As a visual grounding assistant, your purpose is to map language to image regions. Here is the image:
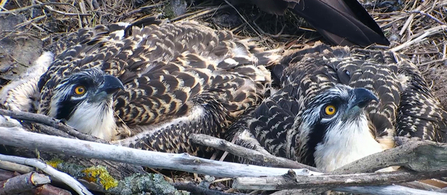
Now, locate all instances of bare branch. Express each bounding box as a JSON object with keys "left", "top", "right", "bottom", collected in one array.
[
  {"left": 0, "top": 159, "right": 34, "bottom": 173},
  {"left": 0, "top": 169, "right": 73, "bottom": 195},
  {"left": 273, "top": 185, "right": 446, "bottom": 195},
  {"left": 334, "top": 185, "right": 446, "bottom": 195},
  {"left": 0, "top": 127, "right": 321, "bottom": 178},
  {"left": 0, "top": 108, "right": 105, "bottom": 142},
  {"left": 233, "top": 169, "right": 447, "bottom": 190},
  {"left": 33, "top": 184, "right": 73, "bottom": 195},
  {"left": 333, "top": 140, "right": 447, "bottom": 174},
  {"left": 190, "top": 134, "right": 318, "bottom": 171}
]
